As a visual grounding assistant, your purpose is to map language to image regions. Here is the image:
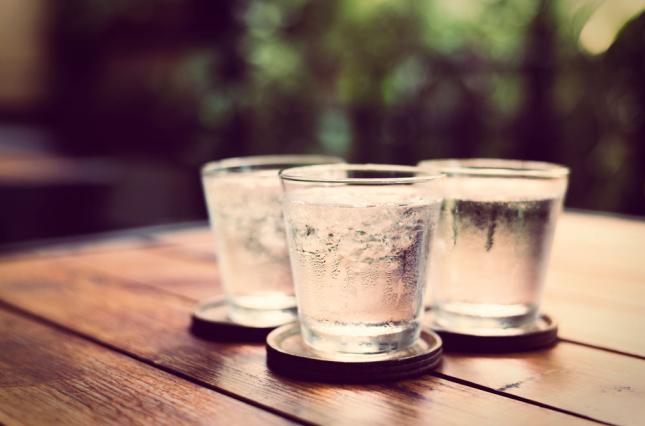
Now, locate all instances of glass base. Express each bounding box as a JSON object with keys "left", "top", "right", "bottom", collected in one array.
[
  {"left": 227, "top": 293, "right": 297, "bottom": 327},
  {"left": 301, "top": 320, "right": 421, "bottom": 355},
  {"left": 433, "top": 302, "right": 538, "bottom": 334}
]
